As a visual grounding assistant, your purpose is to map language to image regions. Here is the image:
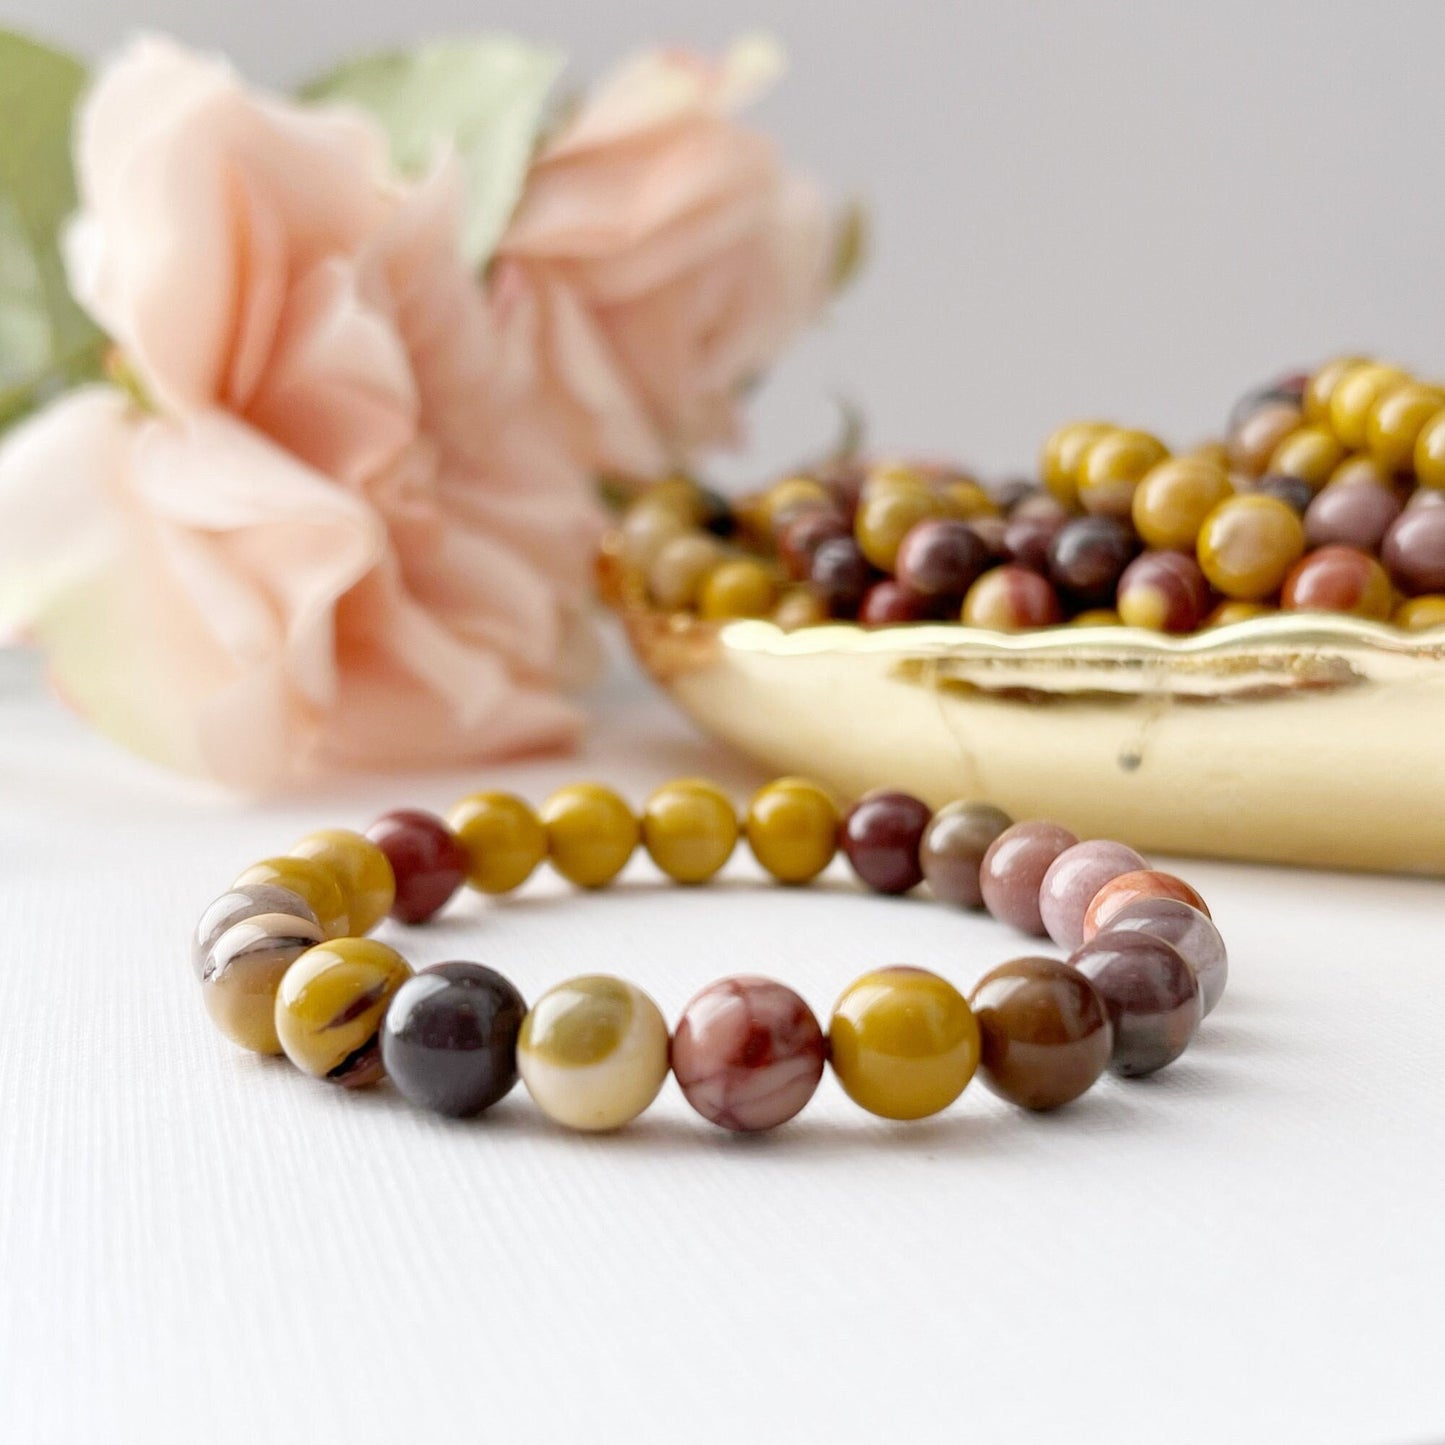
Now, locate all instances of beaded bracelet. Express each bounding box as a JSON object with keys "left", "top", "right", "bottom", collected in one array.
[{"left": 193, "top": 779, "right": 1227, "bottom": 1133}]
